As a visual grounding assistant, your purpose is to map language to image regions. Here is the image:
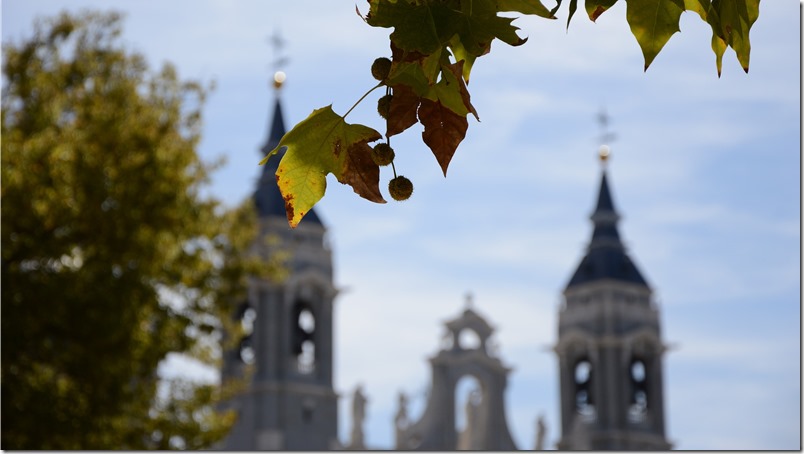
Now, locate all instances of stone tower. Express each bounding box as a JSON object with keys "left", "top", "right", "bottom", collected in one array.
[
  {"left": 219, "top": 74, "right": 339, "bottom": 450},
  {"left": 554, "top": 151, "right": 671, "bottom": 450},
  {"left": 395, "top": 301, "right": 518, "bottom": 450}
]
